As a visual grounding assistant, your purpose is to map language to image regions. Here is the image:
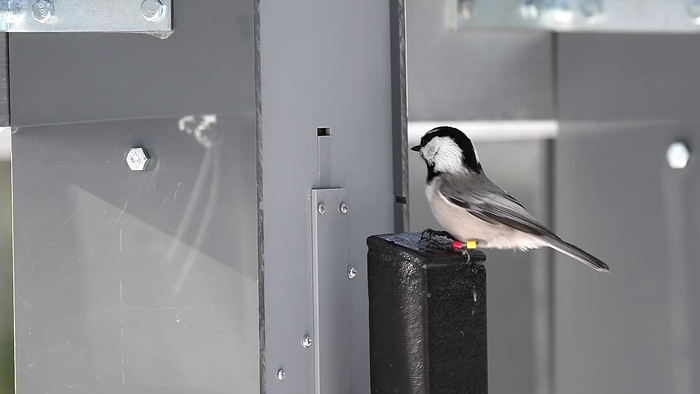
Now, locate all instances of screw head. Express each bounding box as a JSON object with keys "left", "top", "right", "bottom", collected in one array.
[
  {"left": 301, "top": 335, "right": 313, "bottom": 348},
  {"left": 580, "top": 0, "right": 602, "bottom": 19},
  {"left": 126, "top": 148, "right": 151, "bottom": 171},
  {"left": 667, "top": 141, "right": 691, "bottom": 169},
  {"left": 276, "top": 369, "right": 286, "bottom": 381},
  {"left": 317, "top": 203, "right": 326, "bottom": 215},
  {"left": 347, "top": 266, "right": 357, "bottom": 279},
  {"left": 141, "top": 0, "right": 165, "bottom": 21},
  {"left": 340, "top": 202, "right": 349, "bottom": 214},
  {"left": 31, "top": 0, "right": 53, "bottom": 23}
]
